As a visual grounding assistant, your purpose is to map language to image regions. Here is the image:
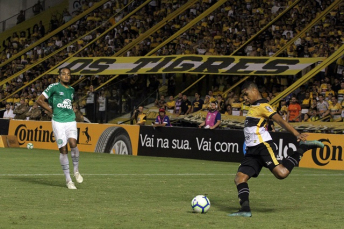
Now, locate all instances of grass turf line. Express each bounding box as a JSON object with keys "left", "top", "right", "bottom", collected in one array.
[{"left": 0, "top": 148, "right": 342, "bottom": 228}]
